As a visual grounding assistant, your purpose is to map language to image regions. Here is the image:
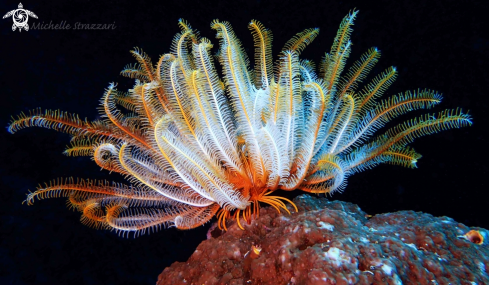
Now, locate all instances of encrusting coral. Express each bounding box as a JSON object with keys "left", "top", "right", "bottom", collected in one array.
[
  {"left": 8, "top": 11, "right": 471, "bottom": 236},
  {"left": 157, "top": 195, "right": 489, "bottom": 284}
]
